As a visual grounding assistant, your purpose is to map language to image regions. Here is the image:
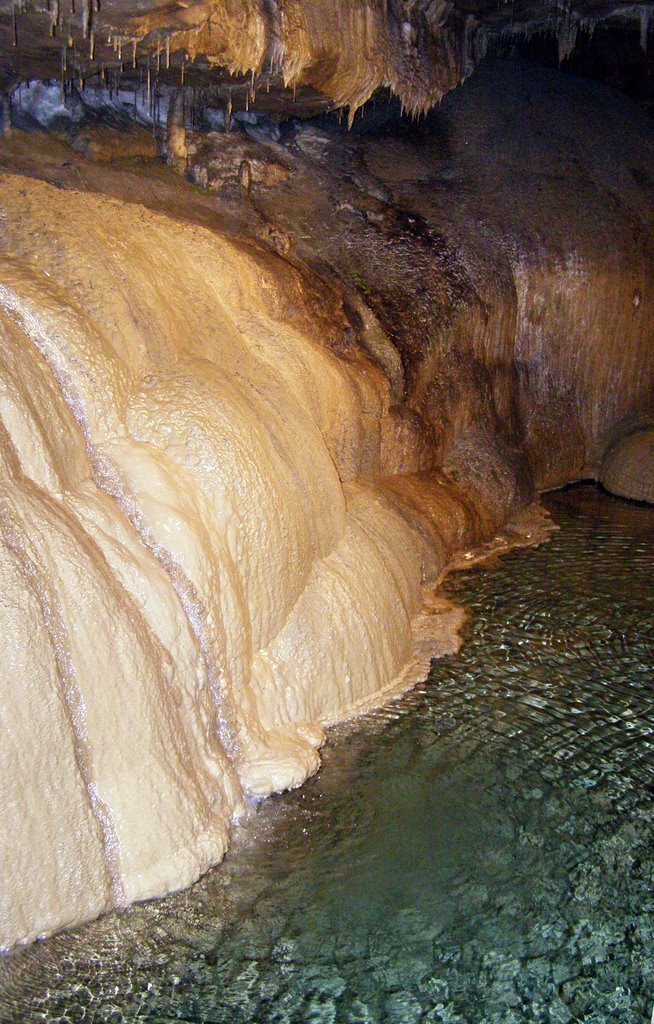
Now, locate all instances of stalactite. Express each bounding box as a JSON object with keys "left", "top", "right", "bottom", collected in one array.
[
  {"left": 50, "top": 0, "right": 59, "bottom": 37},
  {"left": 640, "top": 7, "right": 650, "bottom": 51},
  {"left": 82, "top": 0, "right": 91, "bottom": 40},
  {"left": 1, "top": 92, "right": 11, "bottom": 135},
  {"left": 2, "top": 0, "right": 654, "bottom": 128},
  {"left": 557, "top": 11, "right": 578, "bottom": 64}
]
